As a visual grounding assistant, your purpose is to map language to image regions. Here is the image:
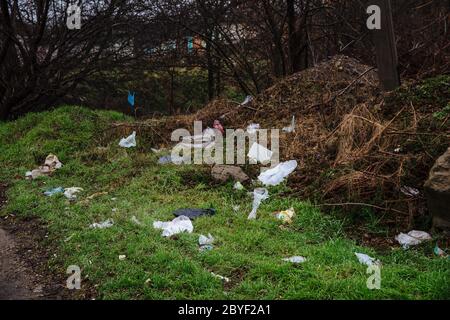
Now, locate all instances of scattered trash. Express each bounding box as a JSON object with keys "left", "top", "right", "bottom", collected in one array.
[
  {"left": 248, "top": 188, "right": 269, "bottom": 220},
  {"left": 241, "top": 95, "right": 254, "bottom": 106},
  {"left": 434, "top": 245, "right": 446, "bottom": 257},
  {"left": 26, "top": 154, "right": 63, "bottom": 179},
  {"left": 153, "top": 215, "right": 194, "bottom": 237},
  {"left": 211, "top": 165, "right": 249, "bottom": 183},
  {"left": 173, "top": 208, "right": 216, "bottom": 219},
  {"left": 273, "top": 208, "right": 295, "bottom": 224},
  {"left": 199, "top": 234, "right": 215, "bottom": 246},
  {"left": 199, "top": 234, "right": 215, "bottom": 251},
  {"left": 43, "top": 187, "right": 64, "bottom": 197},
  {"left": 248, "top": 142, "right": 273, "bottom": 164},
  {"left": 394, "top": 147, "right": 402, "bottom": 153},
  {"left": 355, "top": 252, "right": 380, "bottom": 266},
  {"left": 282, "top": 116, "right": 296, "bottom": 133},
  {"left": 395, "top": 230, "right": 432, "bottom": 249},
  {"left": 64, "top": 187, "right": 83, "bottom": 200},
  {"left": 282, "top": 256, "right": 306, "bottom": 264},
  {"left": 128, "top": 91, "right": 135, "bottom": 109},
  {"left": 213, "top": 120, "right": 225, "bottom": 134},
  {"left": 179, "top": 128, "right": 216, "bottom": 150},
  {"left": 90, "top": 219, "right": 114, "bottom": 229},
  {"left": 258, "top": 160, "right": 298, "bottom": 186},
  {"left": 119, "top": 131, "right": 137, "bottom": 148},
  {"left": 131, "top": 216, "right": 142, "bottom": 226},
  {"left": 232, "top": 205, "right": 240, "bottom": 212},
  {"left": 234, "top": 181, "right": 244, "bottom": 190},
  {"left": 400, "top": 186, "right": 420, "bottom": 197},
  {"left": 246, "top": 123, "right": 260, "bottom": 134},
  {"left": 211, "top": 272, "right": 230, "bottom": 283},
  {"left": 119, "top": 255, "right": 126, "bottom": 261}
]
